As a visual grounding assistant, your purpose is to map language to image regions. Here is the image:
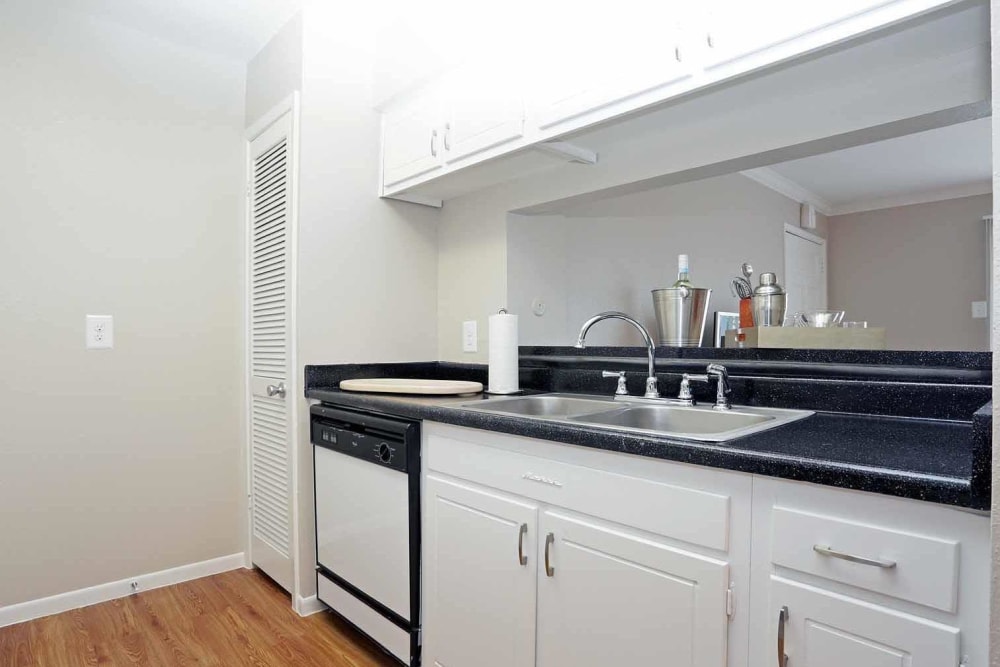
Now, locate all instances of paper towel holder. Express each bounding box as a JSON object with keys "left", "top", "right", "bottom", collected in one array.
[{"left": 485, "top": 308, "right": 525, "bottom": 396}]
